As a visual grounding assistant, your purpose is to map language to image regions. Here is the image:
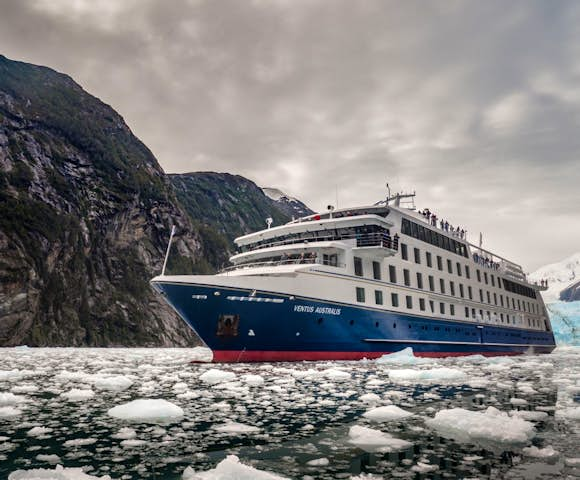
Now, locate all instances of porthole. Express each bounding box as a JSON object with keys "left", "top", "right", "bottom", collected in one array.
[
  {"left": 317, "top": 318, "right": 323, "bottom": 325},
  {"left": 375, "top": 322, "right": 379, "bottom": 327},
  {"left": 349, "top": 320, "right": 354, "bottom": 326},
  {"left": 393, "top": 323, "right": 397, "bottom": 329}
]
